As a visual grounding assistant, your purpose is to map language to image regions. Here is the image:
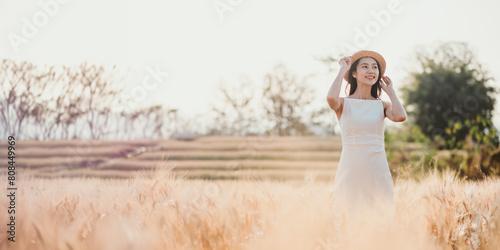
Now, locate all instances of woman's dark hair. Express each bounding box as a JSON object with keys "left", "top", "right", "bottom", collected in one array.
[{"left": 345, "top": 57, "right": 382, "bottom": 99}]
